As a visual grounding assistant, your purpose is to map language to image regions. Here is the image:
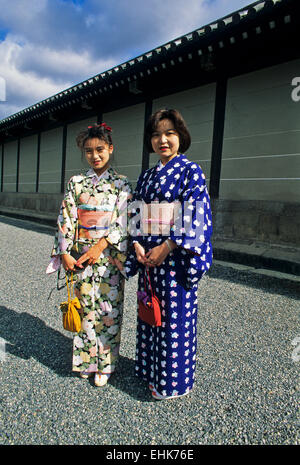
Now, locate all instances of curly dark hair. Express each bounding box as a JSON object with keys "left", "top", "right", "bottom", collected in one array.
[
  {"left": 76, "top": 123, "right": 113, "bottom": 150},
  {"left": 144, "top": 108, "right": 191, "bottom": 153}
]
